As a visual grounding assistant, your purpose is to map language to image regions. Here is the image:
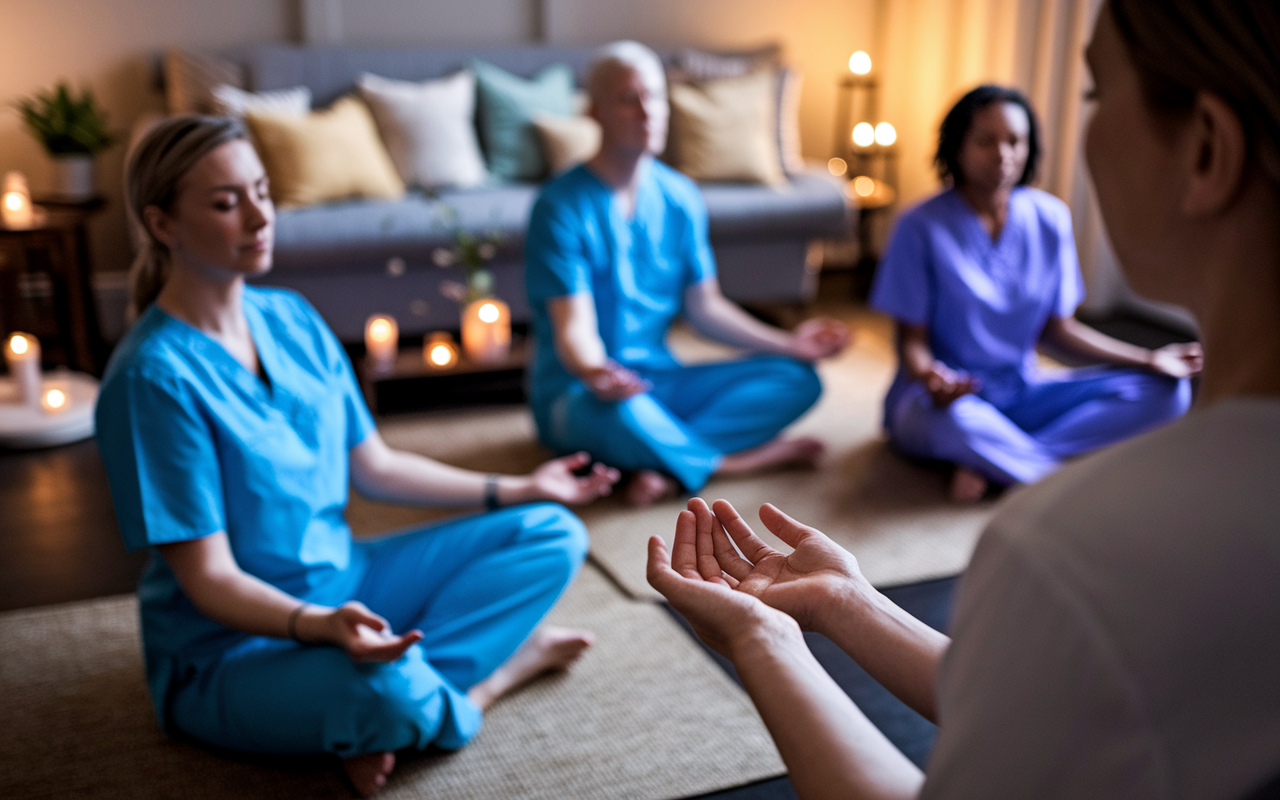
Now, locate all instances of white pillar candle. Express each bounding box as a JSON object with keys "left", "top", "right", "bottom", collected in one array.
[
  {"left": 461, "top": 299, "right": 511, "bottom": 365},
  {"left": 363, "top": 314, "right": 399, "bottom": 365},
  {"left": 2, "top": 171, "right": 35, "bottom": 229},
  {"left": 5, "top": 332, "right": 41, "bottom": 407}
]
